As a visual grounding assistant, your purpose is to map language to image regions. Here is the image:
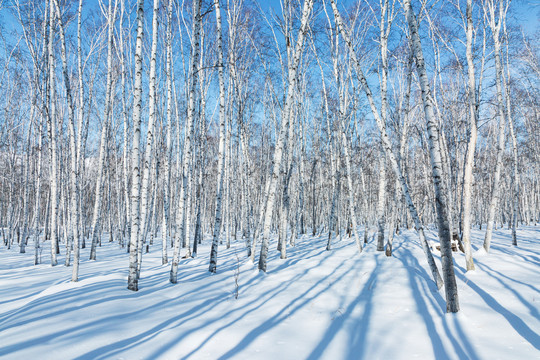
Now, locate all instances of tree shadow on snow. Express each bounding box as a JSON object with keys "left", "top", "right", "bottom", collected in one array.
[{"left": 396, "top": 246, "right": 480, "bottom": 360}]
